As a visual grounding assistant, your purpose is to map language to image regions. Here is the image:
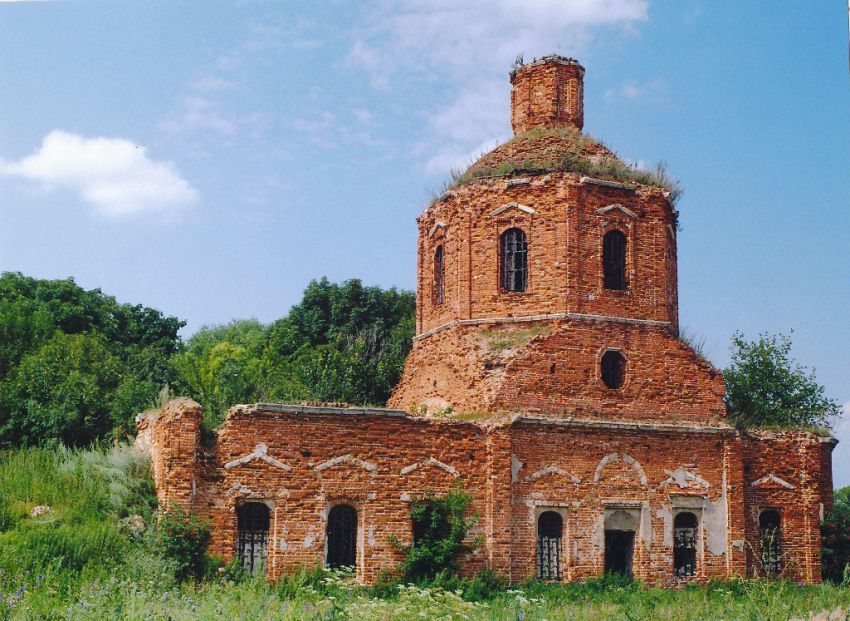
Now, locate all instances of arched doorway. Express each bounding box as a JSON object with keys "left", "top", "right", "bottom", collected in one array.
[
  {"left": 326, "top": 504, "right": 357, "bottom": 569},
  {"left": 673, "top": 512, "right": 698, "bottom": 577},
  {"left": 604, "top": 508, "right": 639, "bottom": 578},
  {"left": 536, "top": 511, "right": 563, "bottom": 580},
  {"left": 759, "top": 509, "right": 781, "bottom": 575},
  {"left": 237, "top": 502, "right": 270, "bottom": 574}
]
